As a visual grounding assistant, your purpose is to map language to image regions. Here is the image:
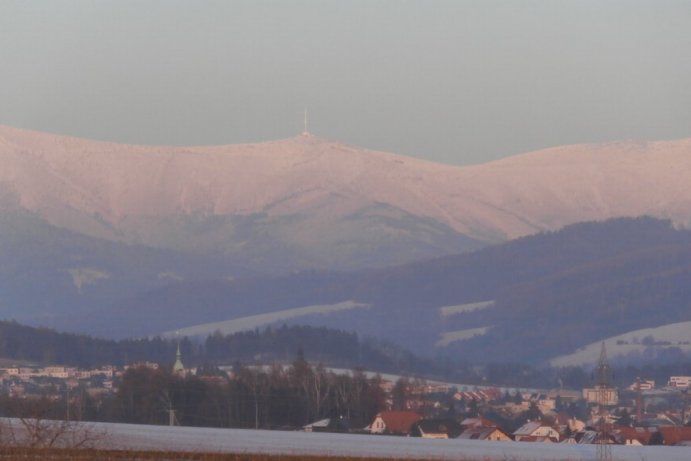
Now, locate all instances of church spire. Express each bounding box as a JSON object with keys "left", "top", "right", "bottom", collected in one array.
[
  {"left": 173, "top": 342, "right": 185, "bottom": 374},
  {"left": 596, "top": 342, "right": 610, "bottom": 387}
]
